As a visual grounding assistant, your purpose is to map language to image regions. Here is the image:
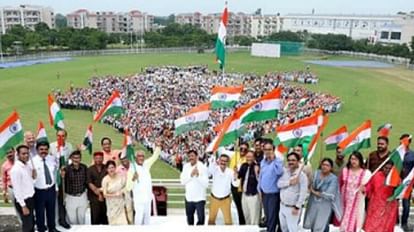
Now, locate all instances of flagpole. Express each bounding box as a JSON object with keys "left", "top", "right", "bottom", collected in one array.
[{"left": 318, "top": 132, "right": 324, "bottom": 163}]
